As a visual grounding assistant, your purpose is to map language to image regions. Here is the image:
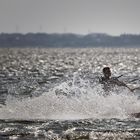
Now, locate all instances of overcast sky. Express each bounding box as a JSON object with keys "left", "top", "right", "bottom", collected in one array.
[{"left": 0, "top": 0, "right": 140, "bottom": 35}]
